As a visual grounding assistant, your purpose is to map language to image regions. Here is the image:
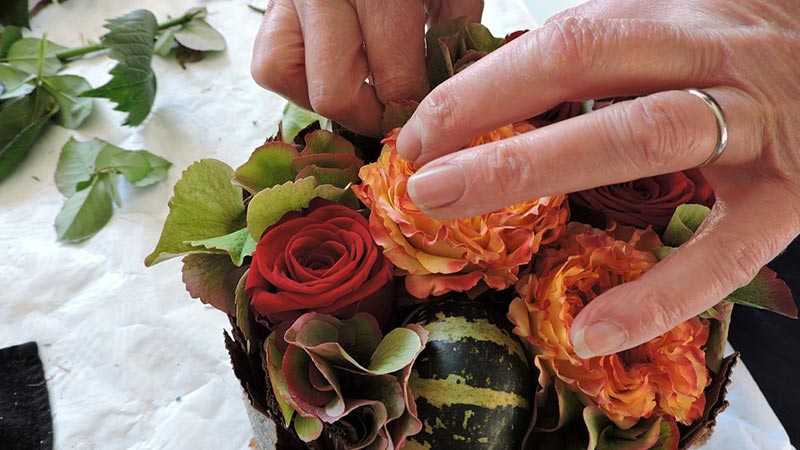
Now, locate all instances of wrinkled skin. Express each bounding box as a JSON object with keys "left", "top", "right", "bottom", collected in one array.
[{"left": 253, "top": 0, "right": 800, "bottom": 358}]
